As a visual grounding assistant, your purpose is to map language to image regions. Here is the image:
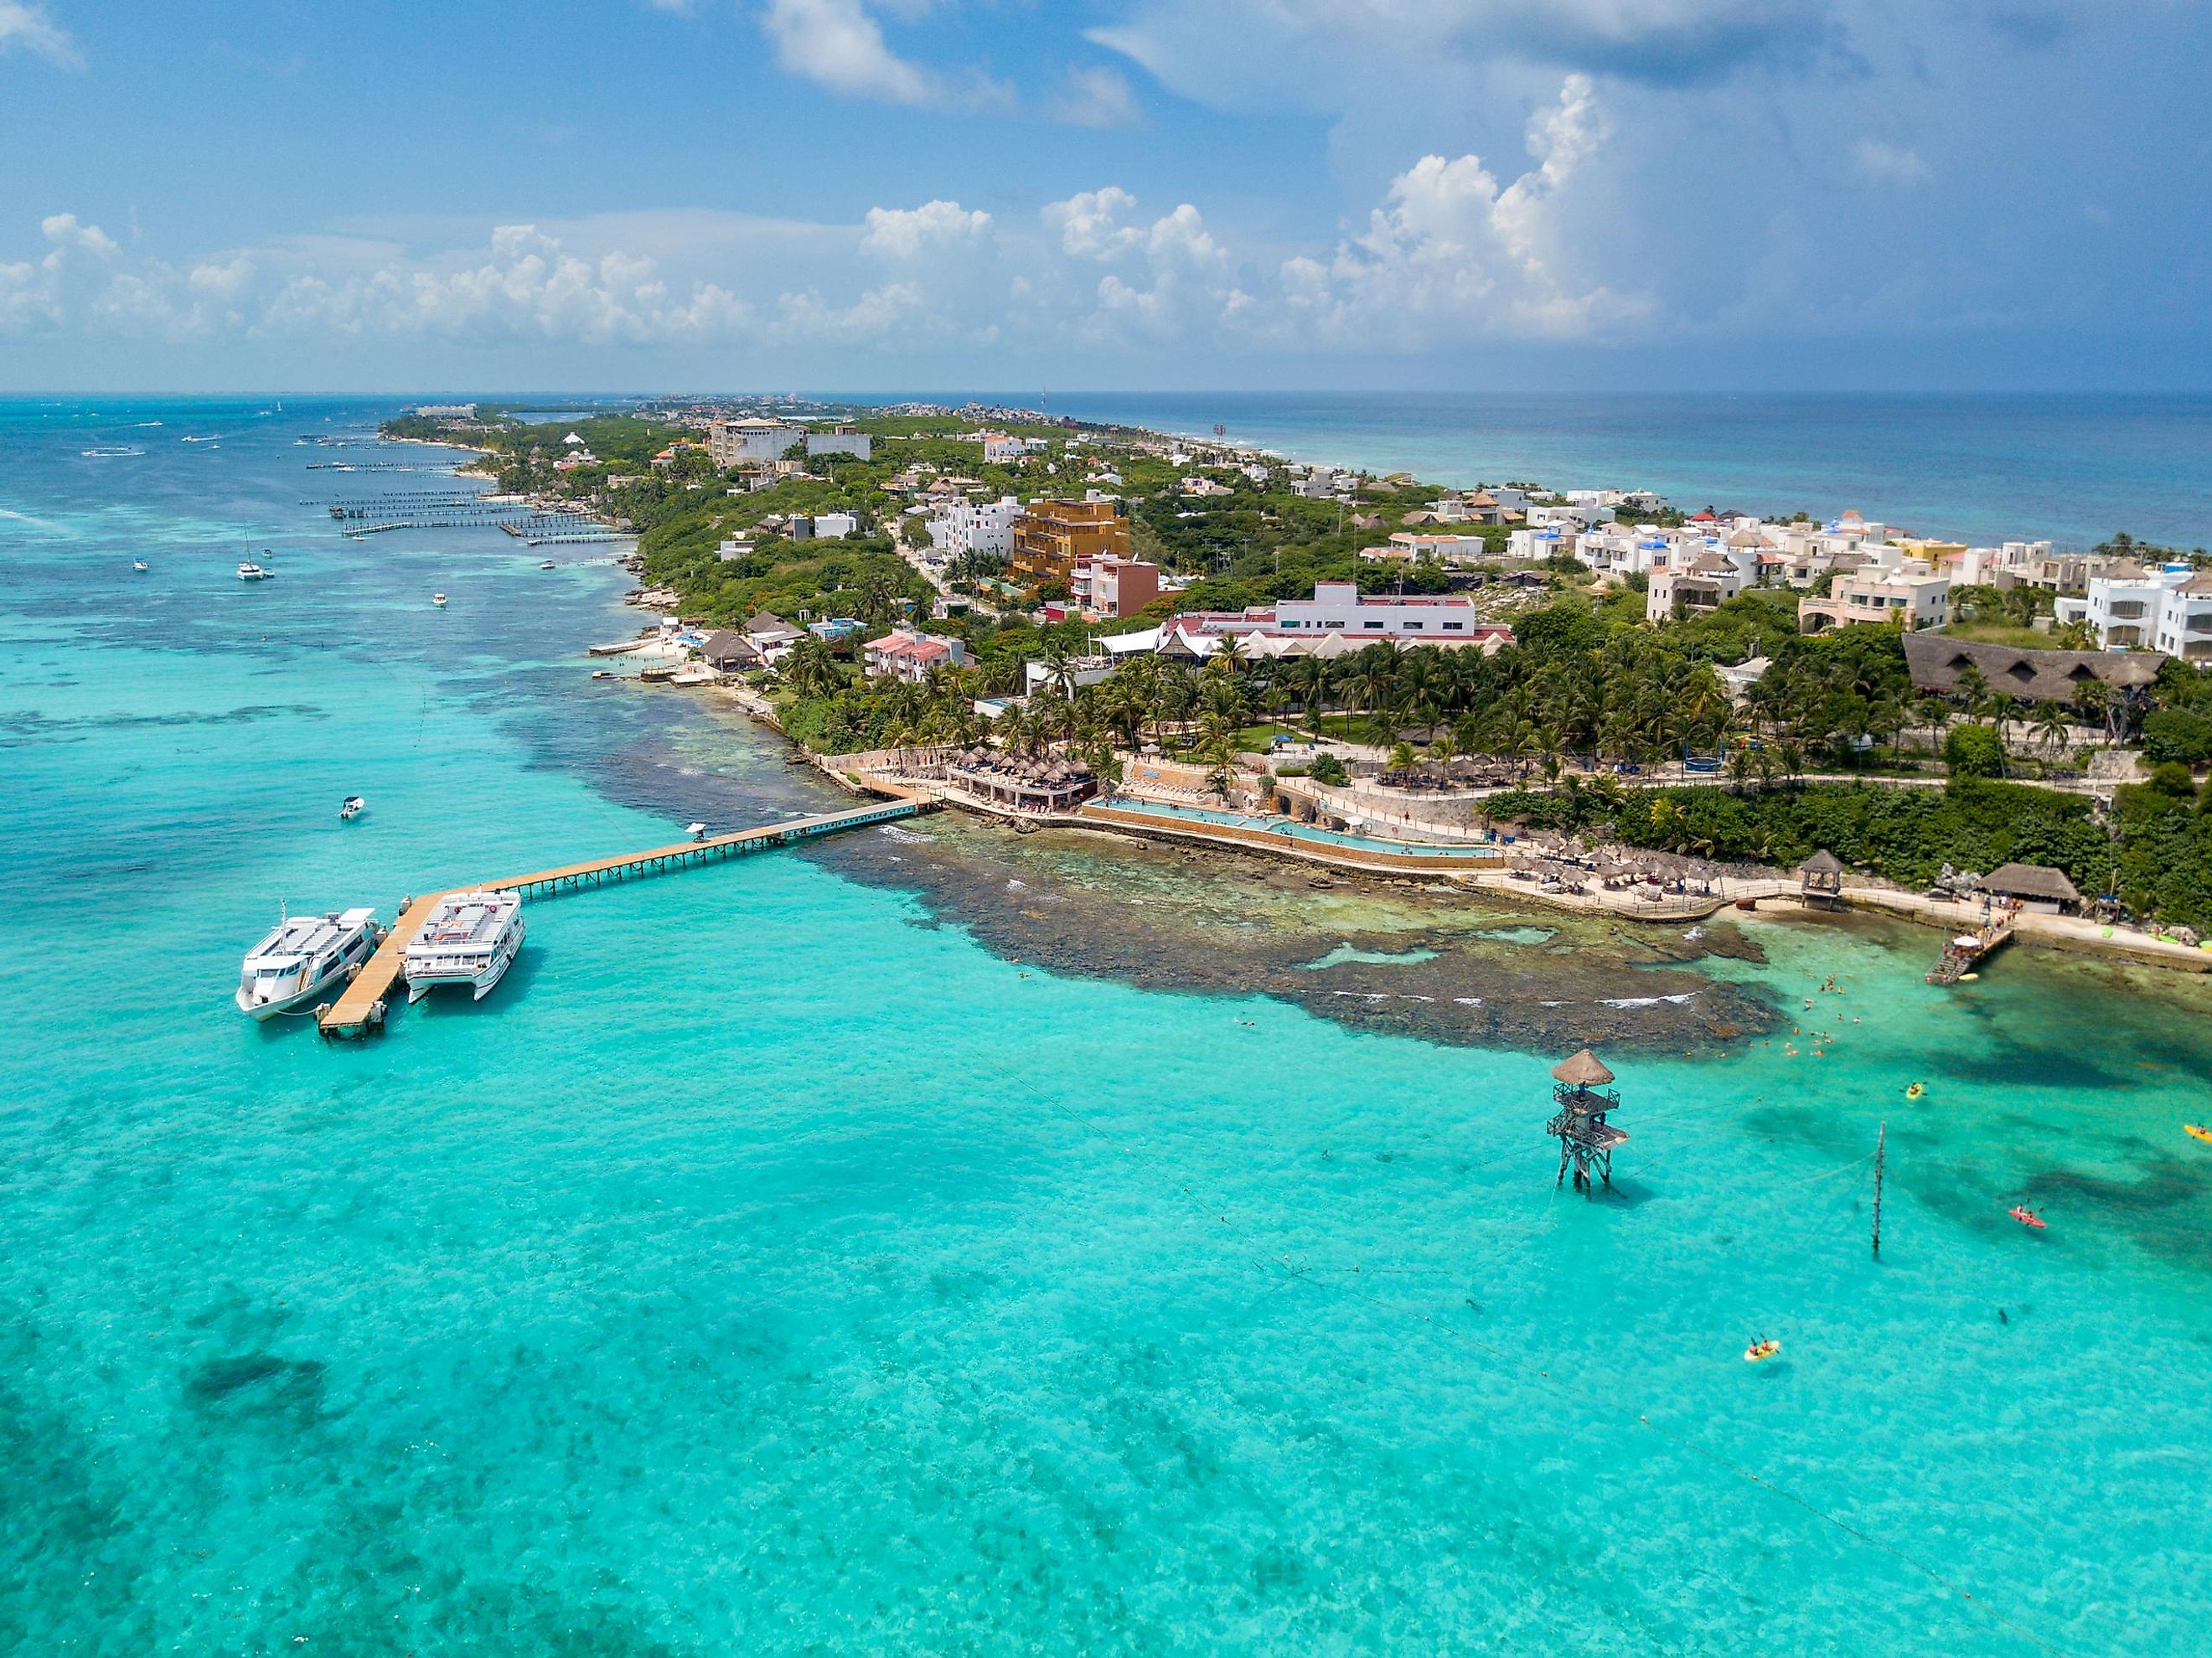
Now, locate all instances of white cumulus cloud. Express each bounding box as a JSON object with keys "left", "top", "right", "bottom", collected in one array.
[
  {"left": 0, "top": 2, "right": 80, "bottom": 67},
  {"left": 762, "top": 0, "right": 933, "bottom": 104},
  {"left": 1278, "top": 75, "right": 1643, "bottom": 342},
  {"left": 861, "top": 199, "right": 993, "bottom": 259}
]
